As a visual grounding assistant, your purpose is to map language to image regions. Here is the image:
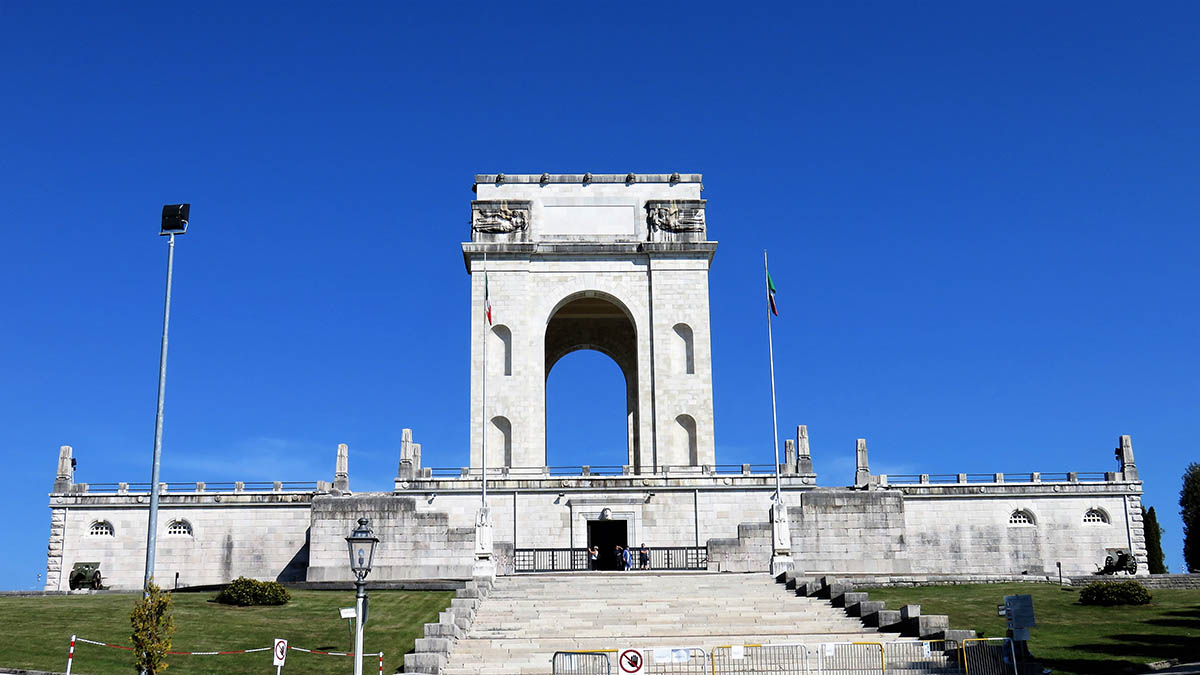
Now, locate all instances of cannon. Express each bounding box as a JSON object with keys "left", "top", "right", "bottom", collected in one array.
[
  {"left": 1099, "top": 548, "right": 1137, "bottom": 575},
  {"left": 68, "top": 562, "right": 103, "bottom": 590}
]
